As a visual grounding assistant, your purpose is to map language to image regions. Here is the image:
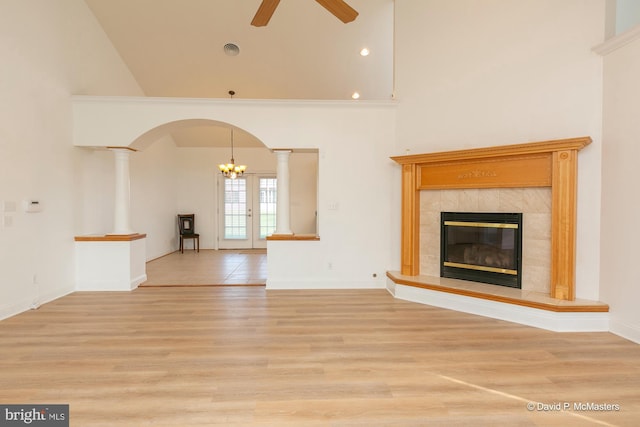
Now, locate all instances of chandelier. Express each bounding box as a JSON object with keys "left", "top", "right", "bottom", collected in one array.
[{"left": 218, "top": 127, "right": 247, "bottom": 179}]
